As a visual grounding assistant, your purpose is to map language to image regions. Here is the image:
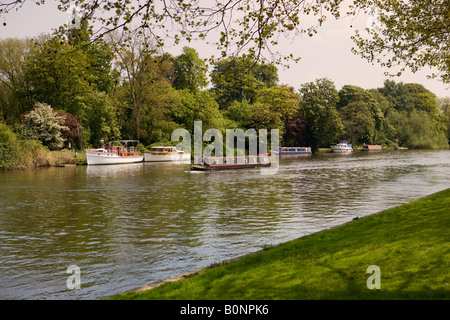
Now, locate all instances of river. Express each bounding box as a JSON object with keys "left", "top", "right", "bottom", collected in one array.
[{"left": 0, "top": 149, "right": 449, "bottom": 300}]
